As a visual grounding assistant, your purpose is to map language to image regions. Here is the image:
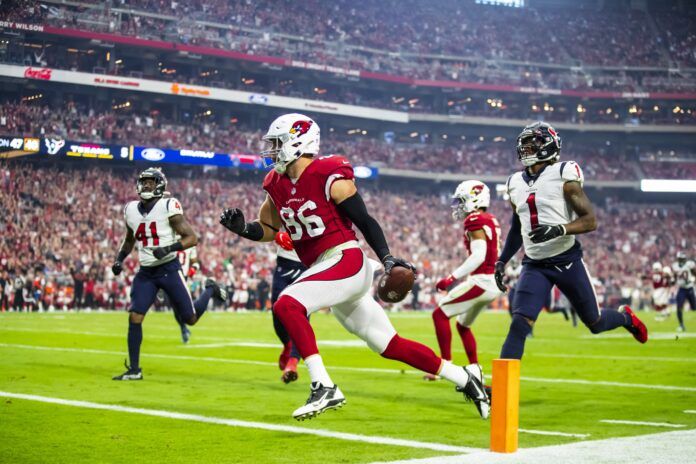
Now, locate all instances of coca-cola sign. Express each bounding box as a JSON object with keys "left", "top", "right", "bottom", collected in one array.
[{"left": 24, "top": 67, "right": 52, "bottom": 80}]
